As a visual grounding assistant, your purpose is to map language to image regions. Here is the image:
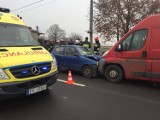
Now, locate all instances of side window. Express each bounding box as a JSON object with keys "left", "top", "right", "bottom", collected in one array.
[
  {"left": 130, "top": 30, "right": 147, "bottom": 50},
  {"left": 55, "top": 47, "right": 64, "bottom": 55},
  {"left": 122, "top": 29, "right": 147, "bottom": 51},
  {"left": 122, "top": 33, "right": 133, "bottom": 51},
  {"left": 65, "top": 47, "right": 77, "bottom": 56}
]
